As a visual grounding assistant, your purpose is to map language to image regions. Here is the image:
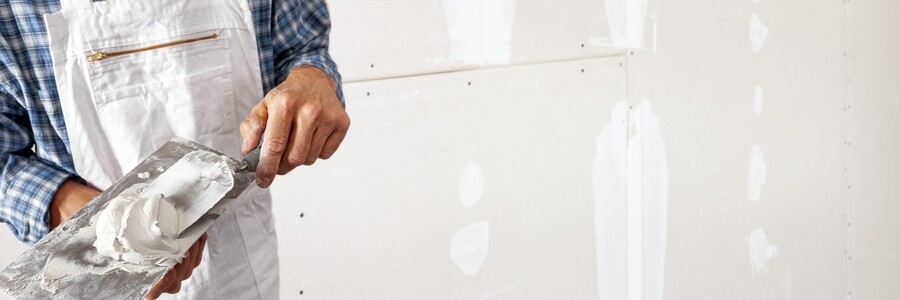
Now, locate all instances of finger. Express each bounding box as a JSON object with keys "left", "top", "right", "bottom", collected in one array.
[
  {"left": 276, "top": 112, "right": 316, "bottom": 175},
  {"left": 257, "top": 100, "right": 294, "bottom": 188},
  {"left": 319, "top": 127, "right": 347, "bottom": 160},
  {"left": 193, "top": 234, "right": 208, "bottom": 269},
  {"left": 304, "top": 126, "right": 334, "bottom": 166},
  {"left": 164, "top": 279, "right": 182, "bottom": 295},
  {"left": 240, "top": 101, "right": 269, "bottom": 155},
  {"left": 181, "top": 242, "right": 199, "bottom": 280},
  {"left": 276, "top": 119, "right": 303, "bottom": 175},
  {"left": 146, "top": 270, "right": 176, "bottom": 299}
]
